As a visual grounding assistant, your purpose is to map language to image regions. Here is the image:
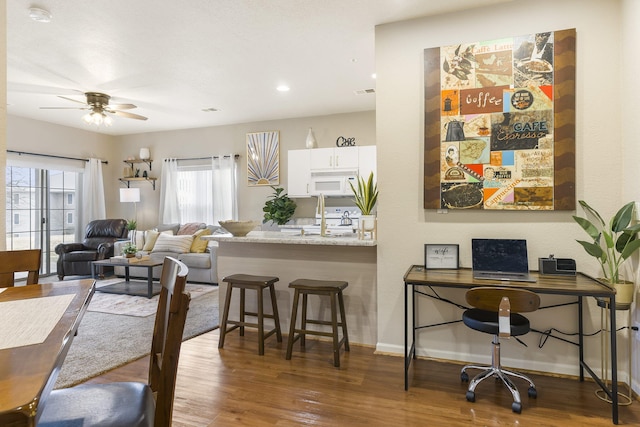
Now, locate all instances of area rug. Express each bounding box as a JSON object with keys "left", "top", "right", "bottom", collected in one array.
[
  {"left": 90, "top": 279, "right": 217, "bottom": 317},
  {"left": 54, "top": 284, "right": 219, "bottom": 389}
]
